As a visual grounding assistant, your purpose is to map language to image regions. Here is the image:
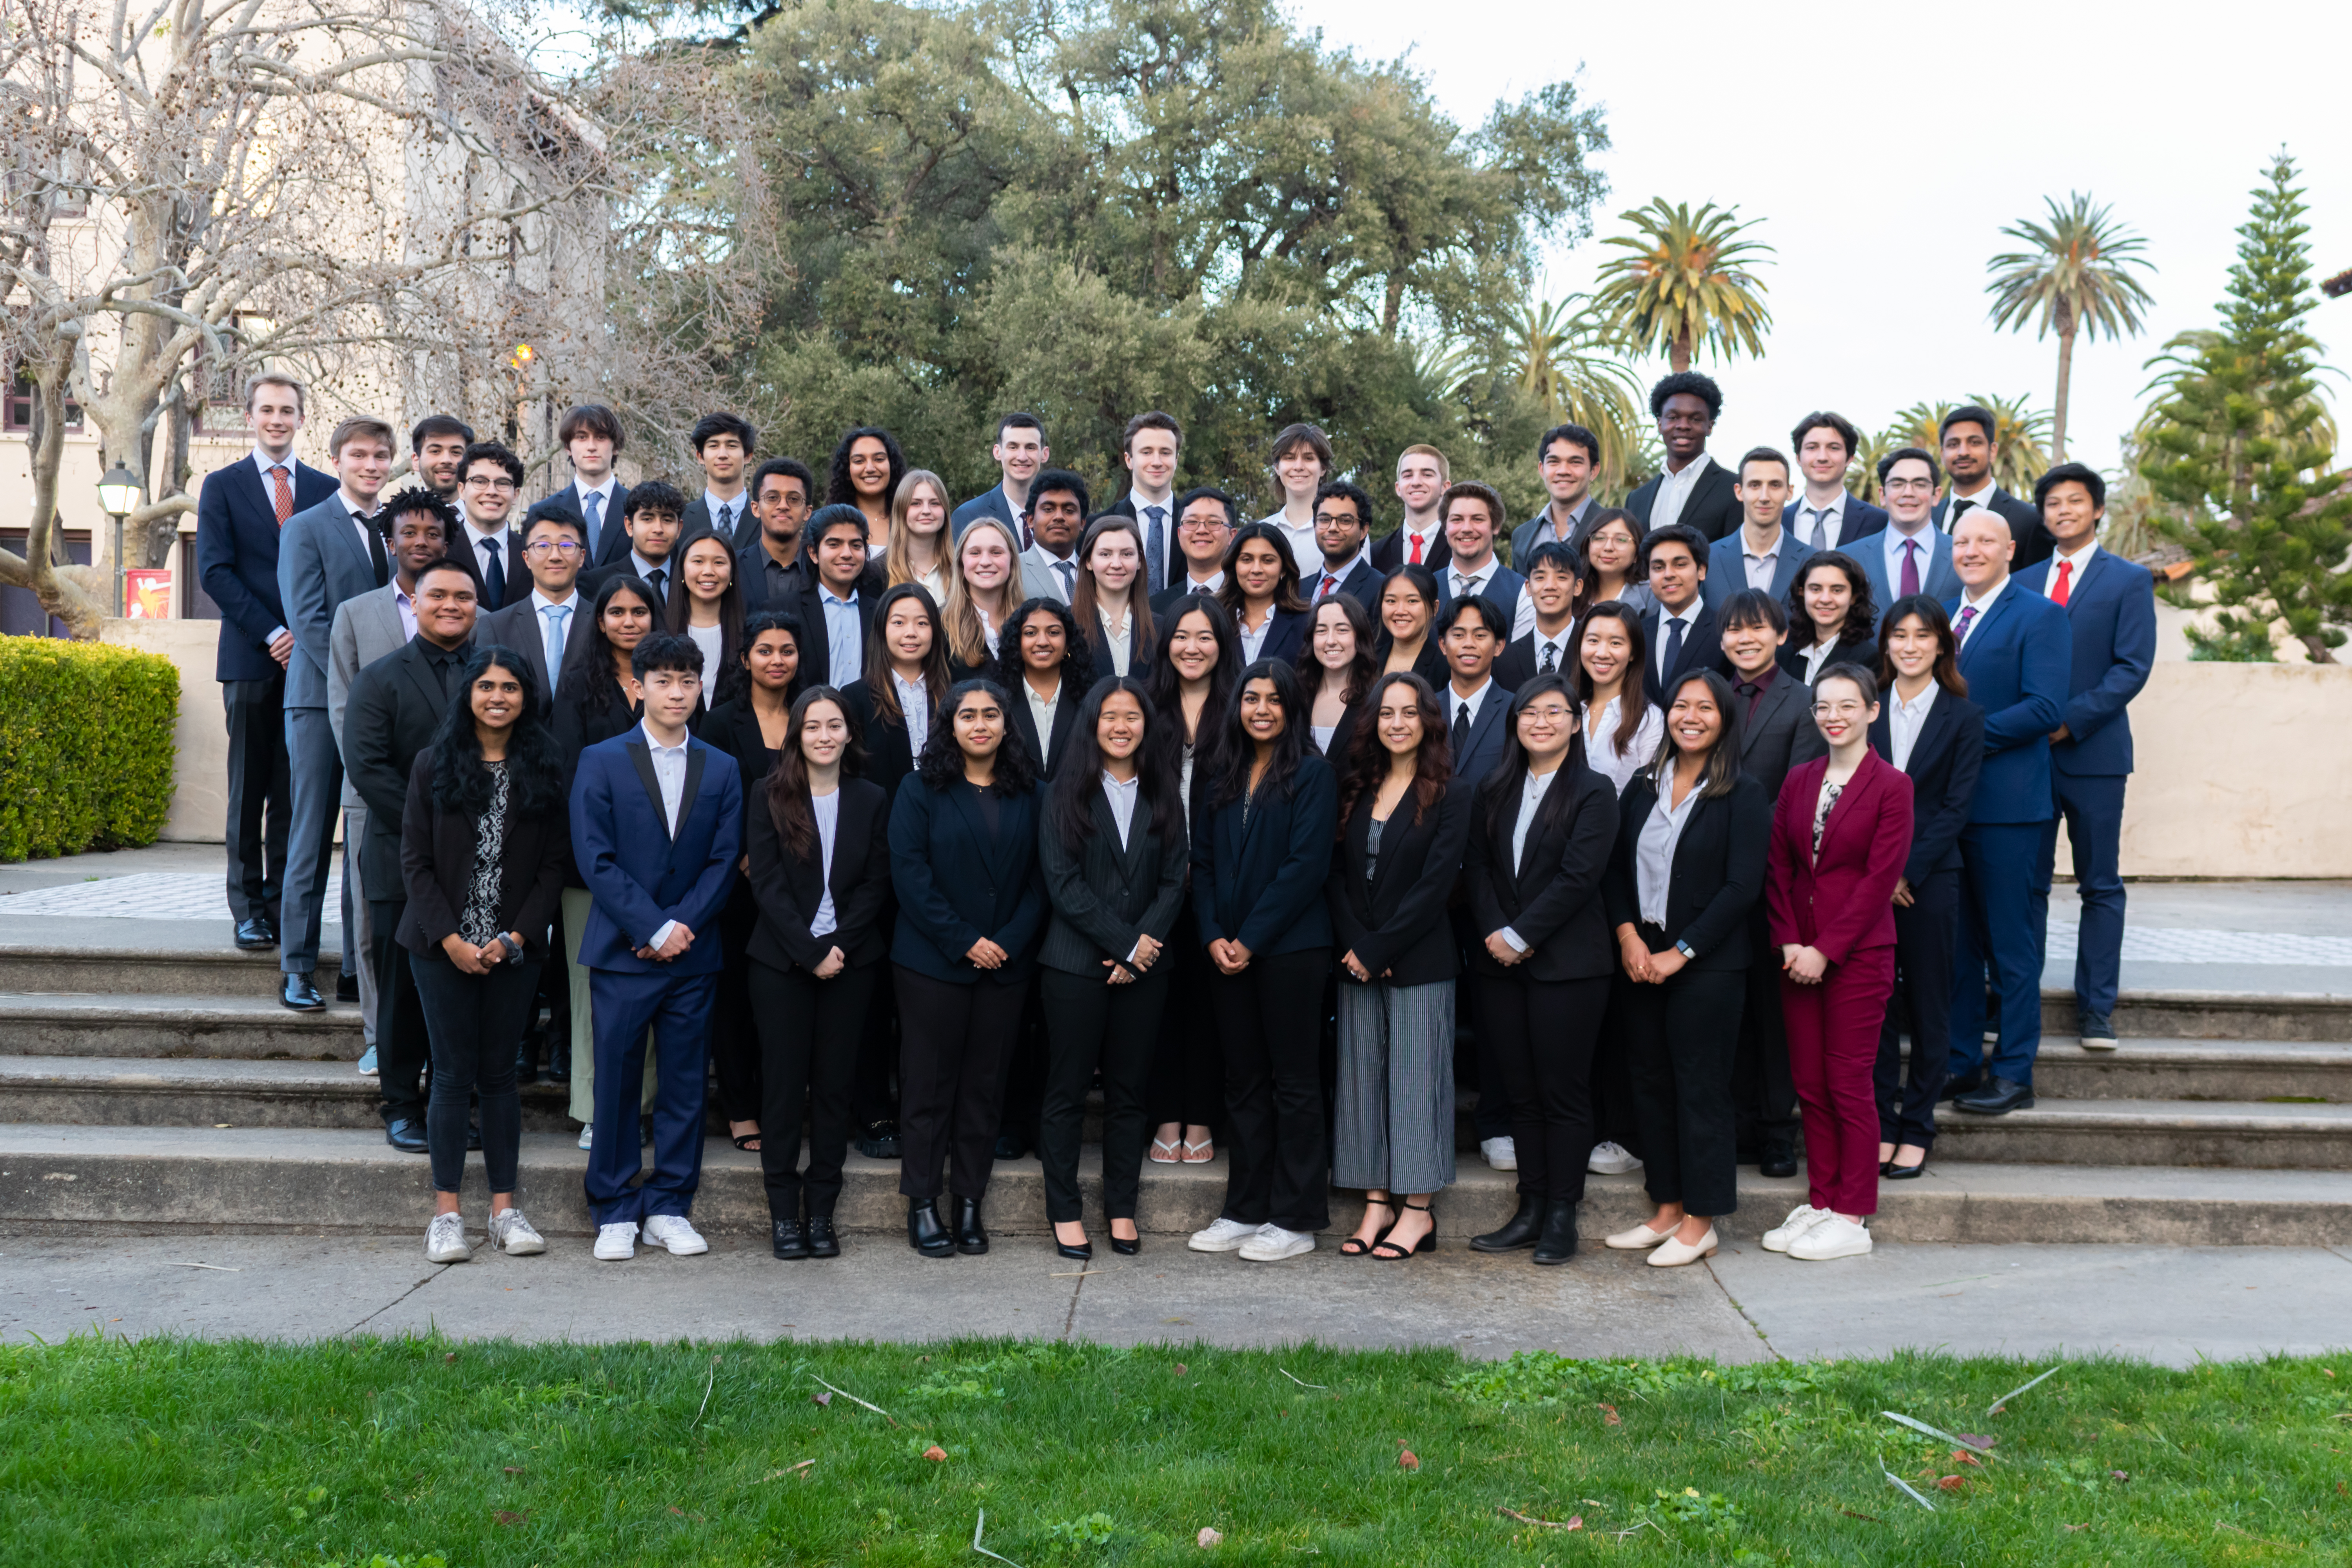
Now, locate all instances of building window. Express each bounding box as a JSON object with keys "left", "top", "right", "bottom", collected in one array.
[{"left": 3, "top": 368, "right": 85, "bottom": 433}]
